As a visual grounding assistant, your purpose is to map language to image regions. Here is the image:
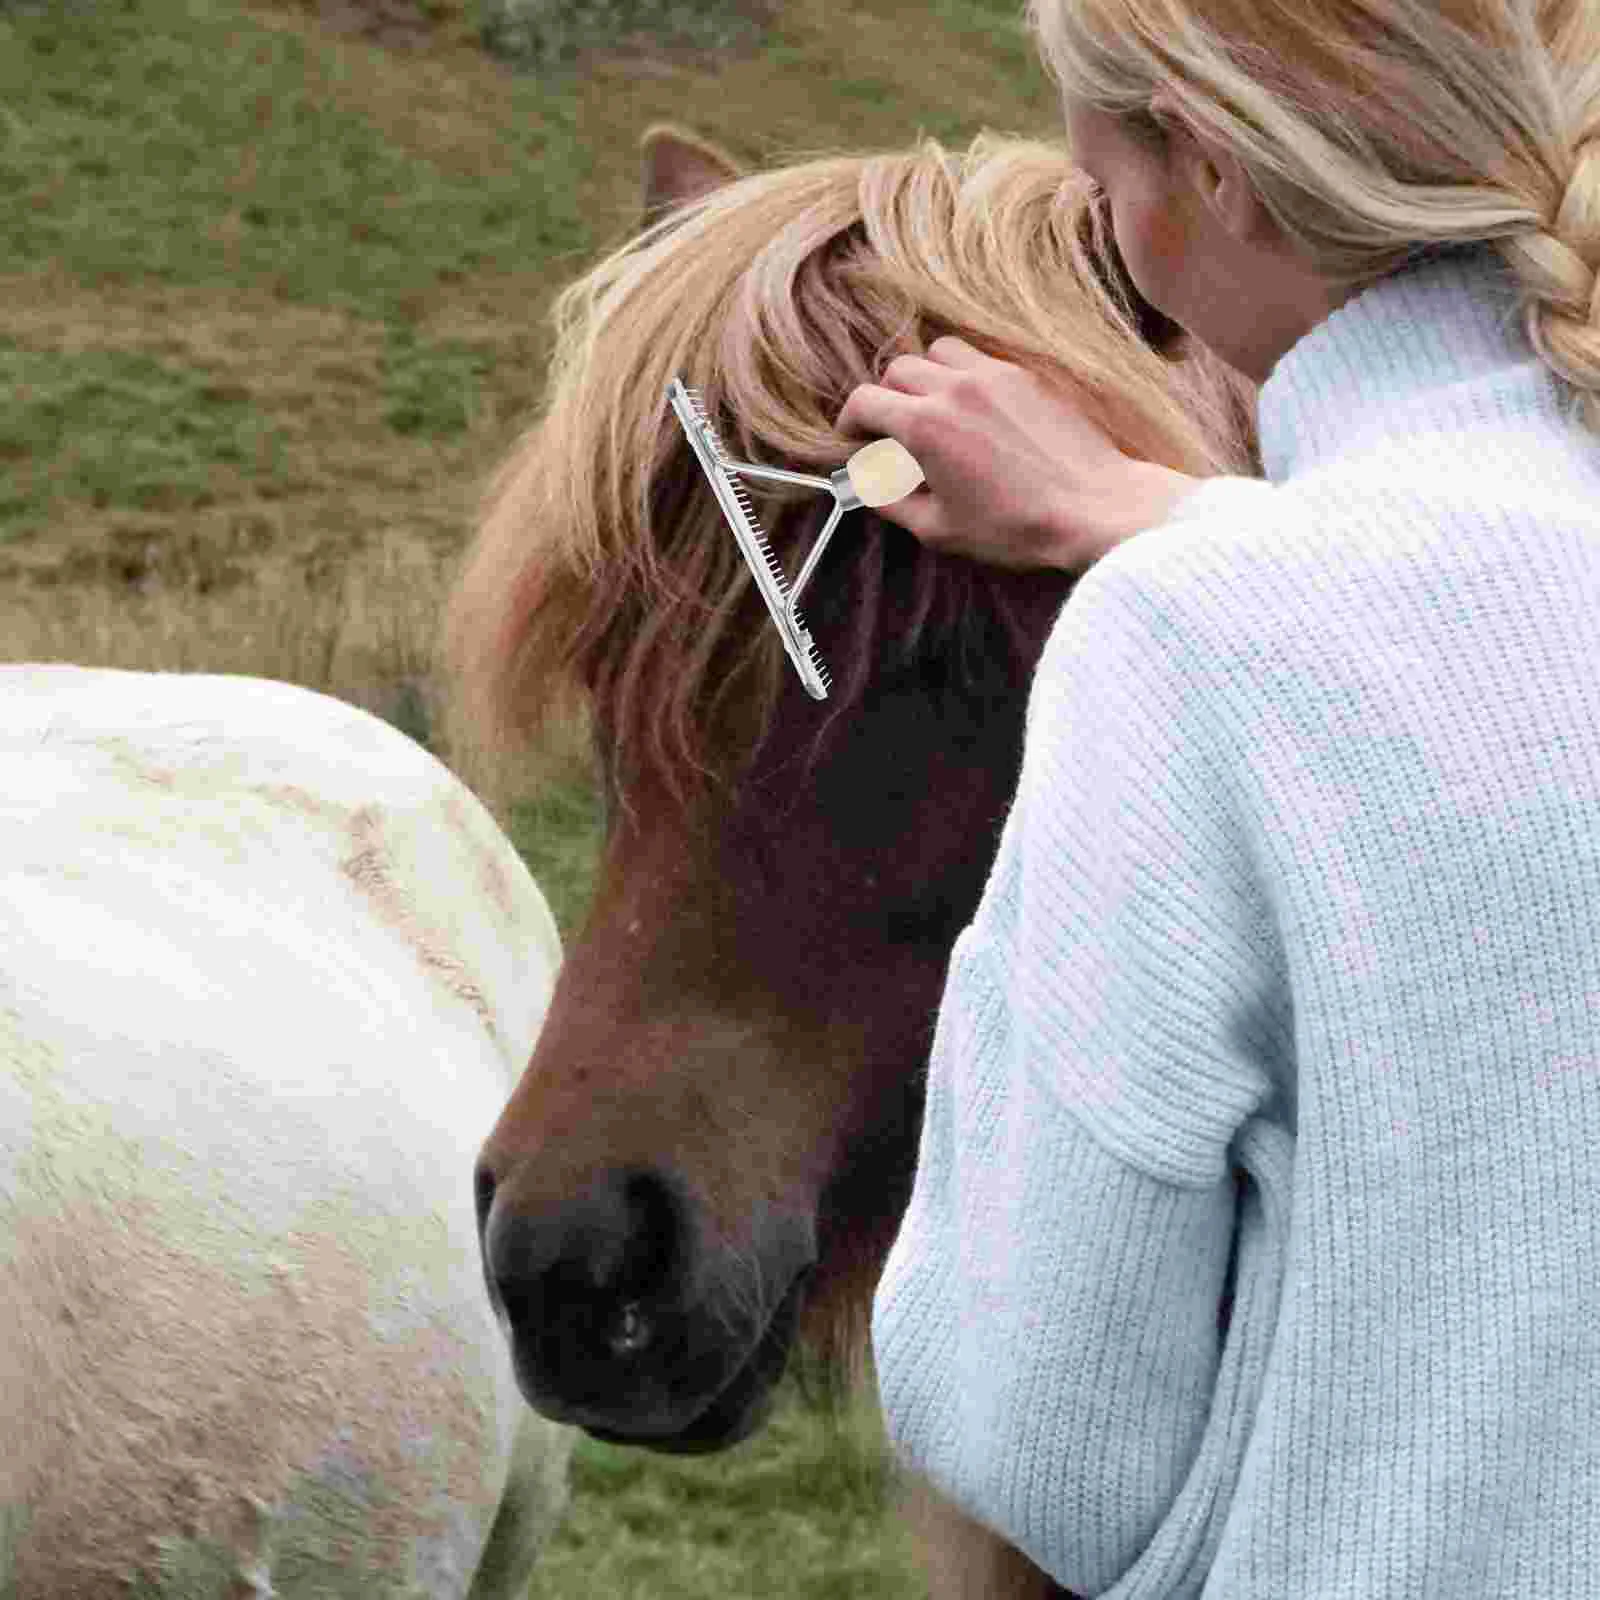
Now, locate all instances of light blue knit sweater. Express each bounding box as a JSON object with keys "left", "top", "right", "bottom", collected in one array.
[{"left": 871, "top": 246, "right": 1600, "bottom": 1597}]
